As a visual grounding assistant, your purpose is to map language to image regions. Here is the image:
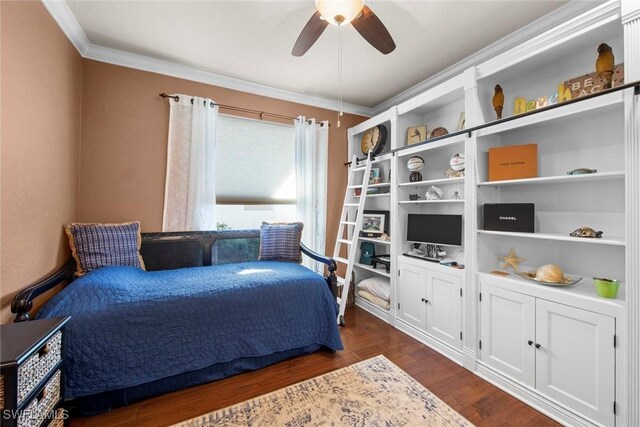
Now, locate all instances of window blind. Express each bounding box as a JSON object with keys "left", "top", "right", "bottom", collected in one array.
[{"left": 215, "top": 115, "right": 296, "bottom": 205}]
